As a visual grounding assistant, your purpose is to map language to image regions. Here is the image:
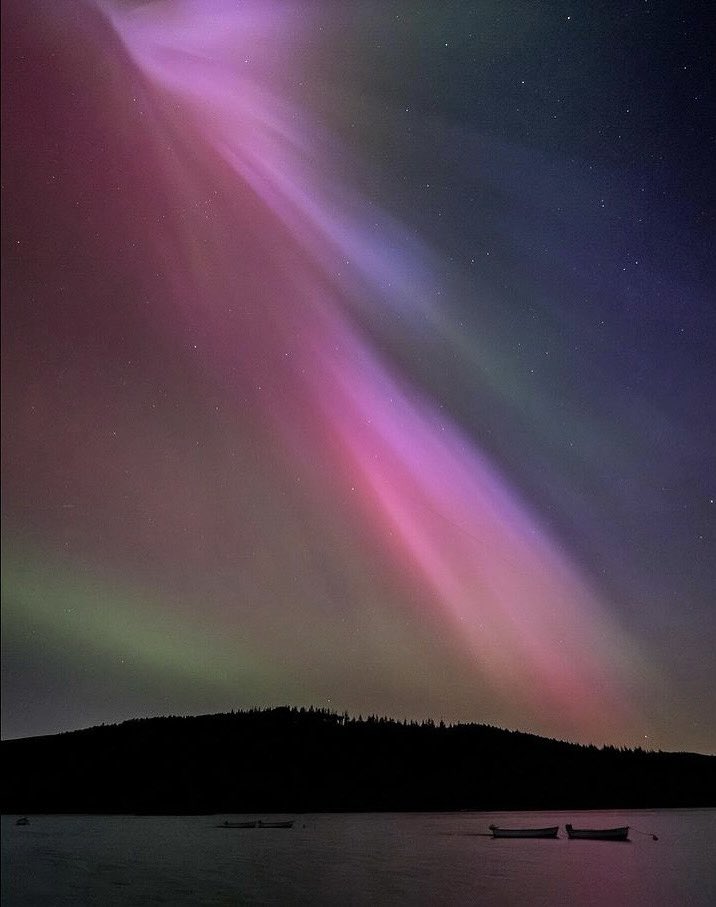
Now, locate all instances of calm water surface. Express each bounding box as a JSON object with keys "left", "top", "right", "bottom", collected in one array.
[{"left": 3, "top": 810, "right": 715, "bottom": 905}]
